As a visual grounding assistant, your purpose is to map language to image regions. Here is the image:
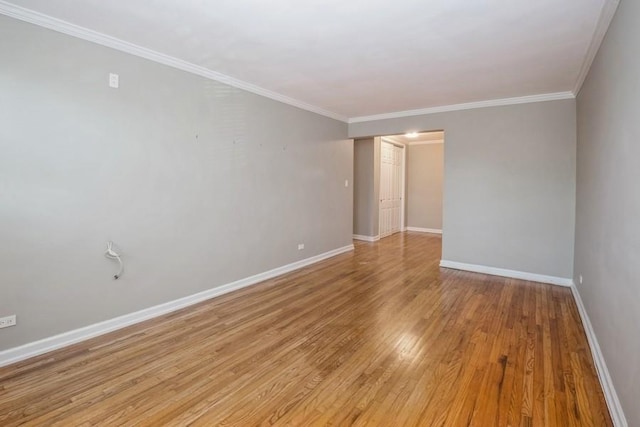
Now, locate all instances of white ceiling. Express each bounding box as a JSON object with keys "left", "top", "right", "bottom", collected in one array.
[{"left": 3, "top": 0, "right": 612, "bottom": 120}]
